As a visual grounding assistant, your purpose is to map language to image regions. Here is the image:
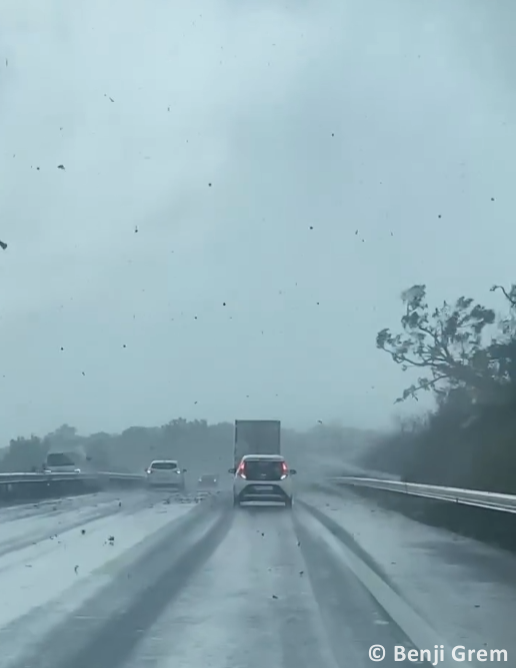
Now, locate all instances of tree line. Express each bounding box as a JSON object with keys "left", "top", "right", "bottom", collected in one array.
[
  {"left": 0, "top": 418, "right": 372, "bottom": 476},
  {"left": 12, "top": 272, "right": 513, "bottom": 492},
  {"left": 0, "top": 420, "right": 234, "bottom": 474}
]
